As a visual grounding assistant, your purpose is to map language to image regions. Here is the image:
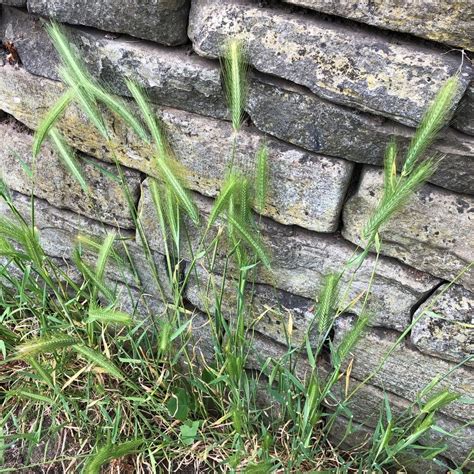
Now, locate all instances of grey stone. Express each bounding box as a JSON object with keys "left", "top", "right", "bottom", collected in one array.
[
  {"left": 412, "top": 284, "right": 474, "bottom": 367},
  {"left": 453, "top": 82, "right": 474, "bottom": 136},
  {"left": 0, "top": 66, "right": 354, "bottom": 233},
  {"left": 0, "top": 6, "right": 228, "bottom": 119},
  {"left": 27, "top": 0, "right": 191, "bottom": 46},
  {"left": 342, "top": 167, "right": 474, "bottom": 292},
  {"left": 0, "top": 1, "right": 26, "bottom": 6},
  {"left": 0, "top": 117, "right": 141, "bottom": 228},
  {"left": 283, "top": 0, "right": 474, "bottom": 50},
  {"left": 0, "top": 190, "right": 173, "bottom": 302},
  {"left": 333, "top": 320, "right": 474, "bottom": 422},
  {"left": 188, "top": 0, "right": 471, "bottom": 127},
  {"left": 185, "top": 265, "right": 316, "bottom": 347},
  {"left": 247, "top": 73, "right": 474, "bottom": 195},
  {"left": 139, "top": 186, "right": 440, "bottom": 331}
]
